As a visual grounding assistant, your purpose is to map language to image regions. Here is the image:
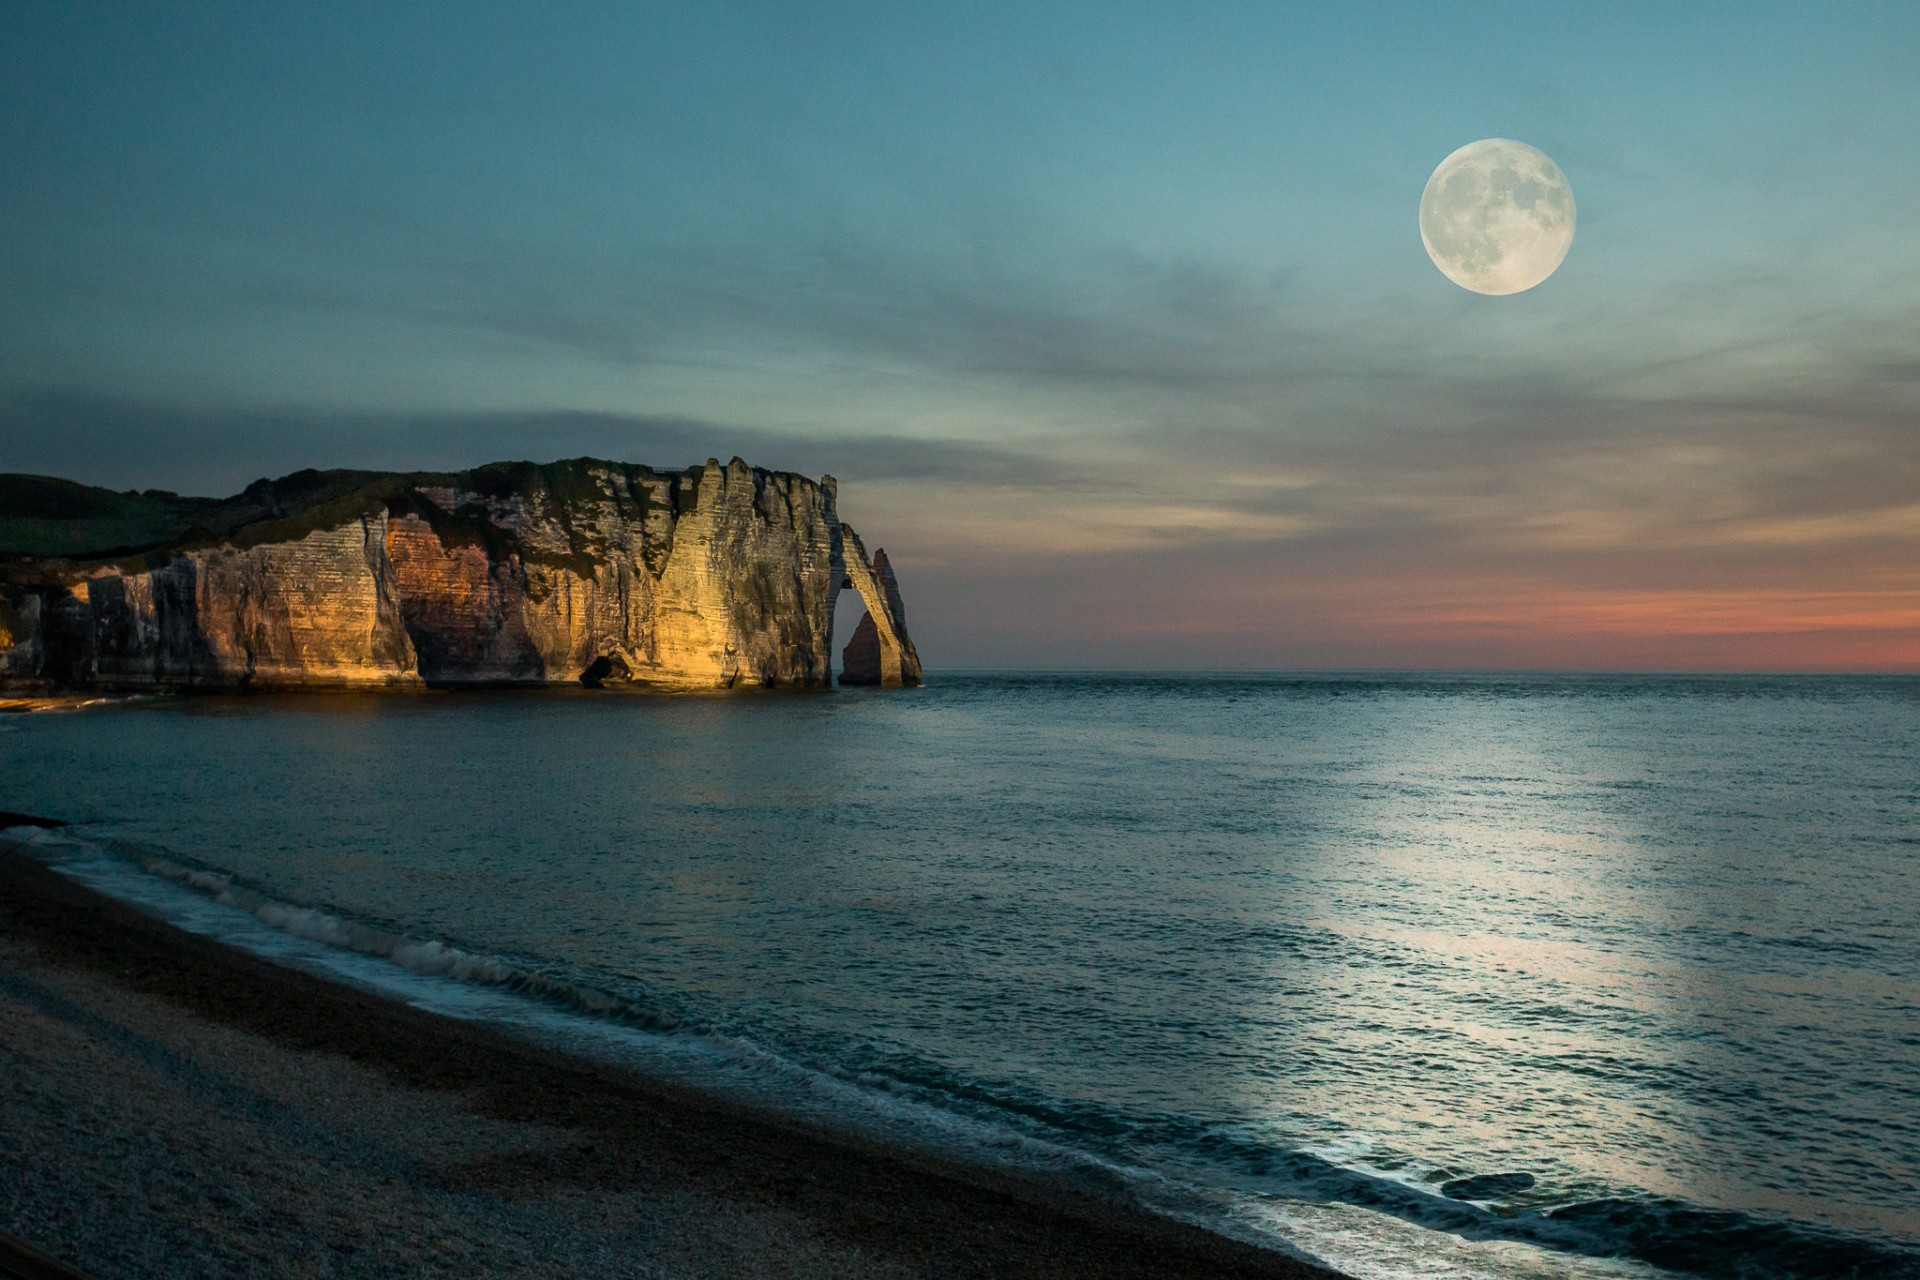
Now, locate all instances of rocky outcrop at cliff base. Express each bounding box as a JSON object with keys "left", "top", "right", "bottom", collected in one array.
[{"left": 0, "top": 457, "right": 921, "bottom": 691}]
